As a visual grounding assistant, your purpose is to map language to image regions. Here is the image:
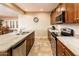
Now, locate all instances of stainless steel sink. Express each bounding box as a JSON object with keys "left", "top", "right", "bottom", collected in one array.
[
  {"left": 21, "top": 32, "right": 29, "bottom": 35},
  {"left": 16, "top": 32, "right": 30, "bottom": 35}
]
